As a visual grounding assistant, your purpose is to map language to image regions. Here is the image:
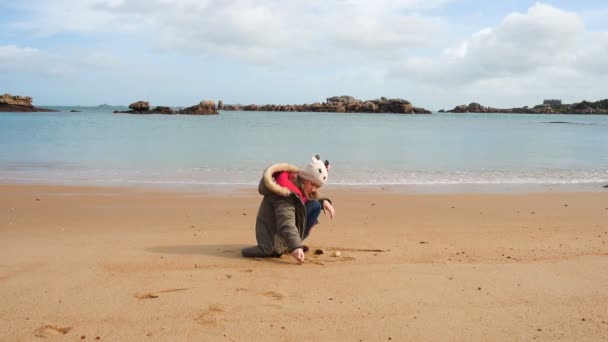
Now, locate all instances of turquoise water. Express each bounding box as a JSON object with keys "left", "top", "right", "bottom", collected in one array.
[{"left": 1, "top": 109, "right": 607, "bottom": 188}]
